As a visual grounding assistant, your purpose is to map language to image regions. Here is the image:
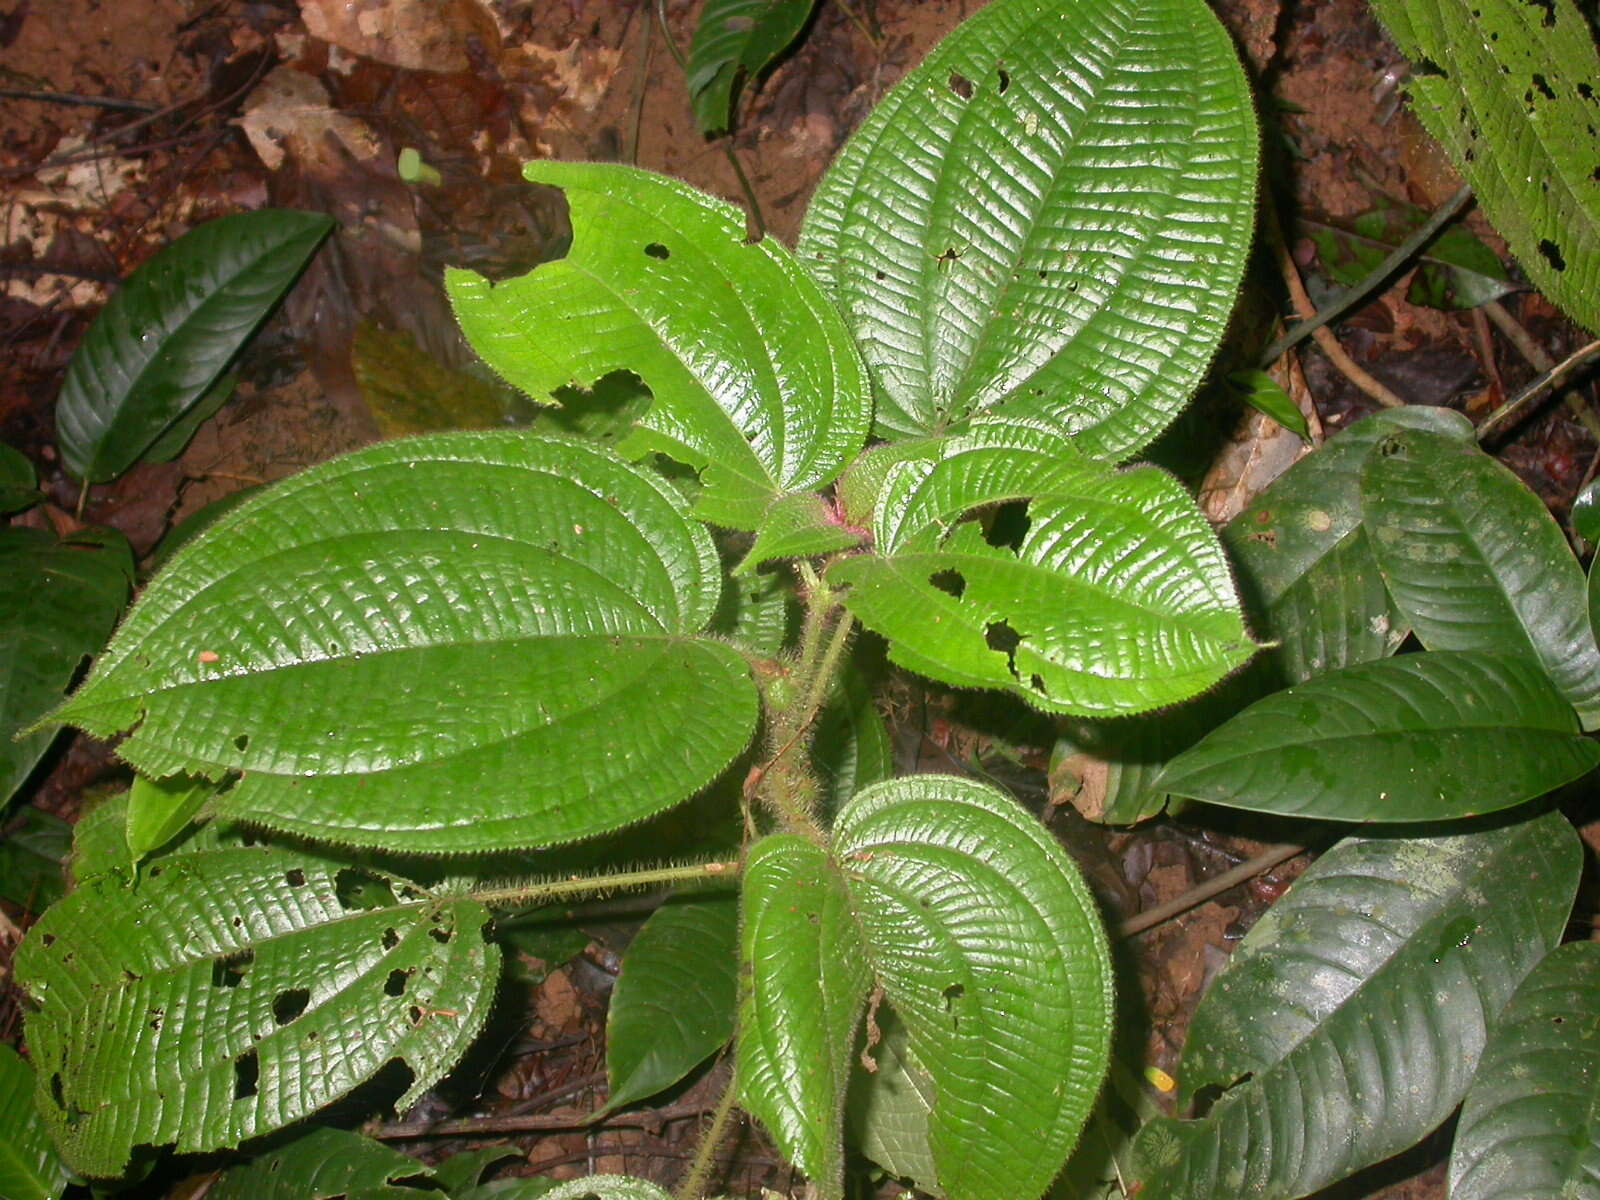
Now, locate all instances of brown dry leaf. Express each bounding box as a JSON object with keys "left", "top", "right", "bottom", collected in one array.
[
  {"left": 238, "top": 65, "right": 385, "bottom": 175},
  {"left": 298, "top": 0, "right": 502, "bottom": 72},
  {"left": 519, "top": 38, "right": 624, "bottom": 112},
  {"left": 1198, "top": 352, "right": 1322, "bottom": 524},
  {"left": 535, "top": 968, "right": 582, "bottom": 1033}
]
